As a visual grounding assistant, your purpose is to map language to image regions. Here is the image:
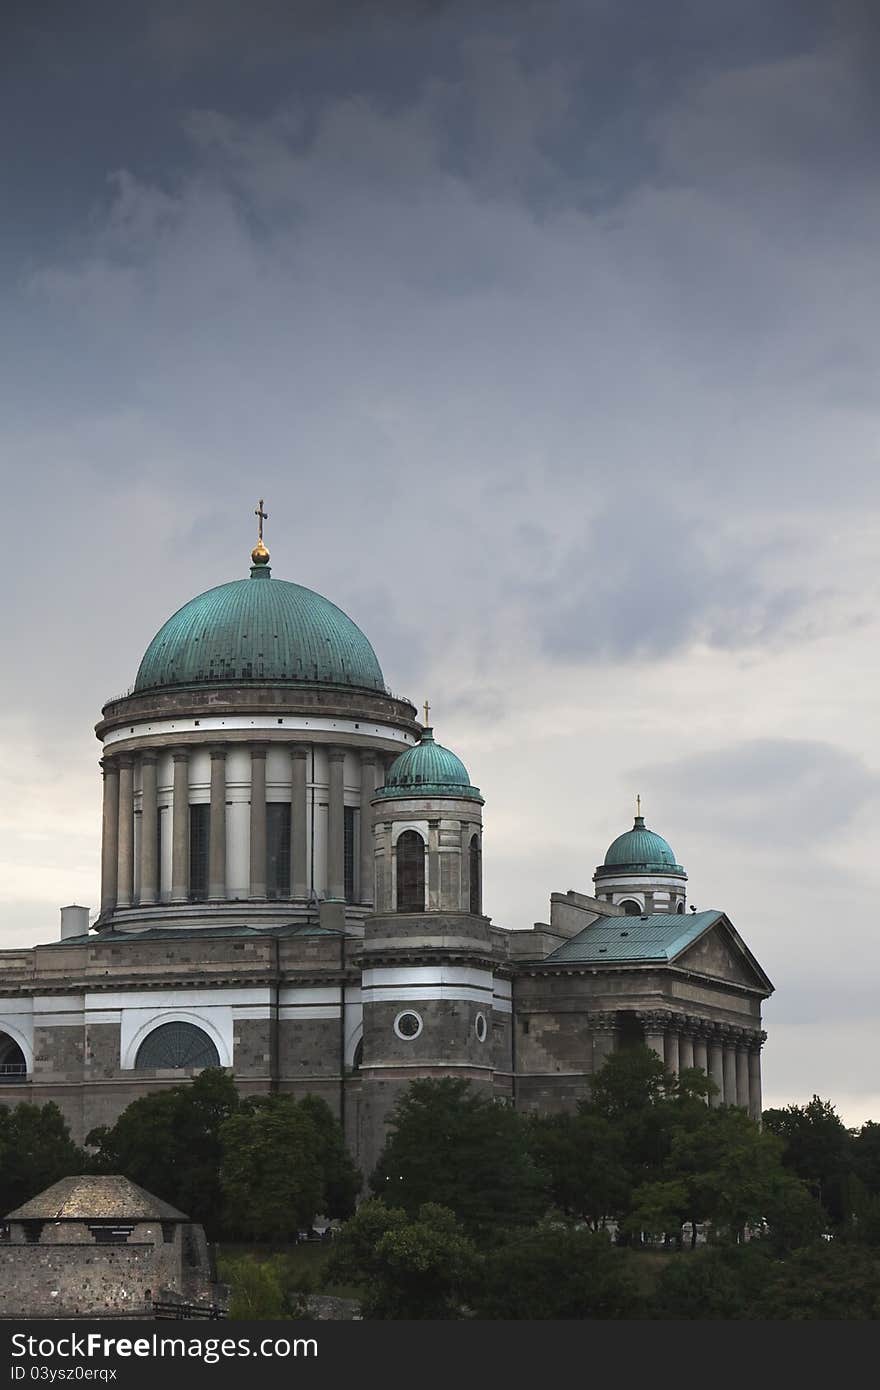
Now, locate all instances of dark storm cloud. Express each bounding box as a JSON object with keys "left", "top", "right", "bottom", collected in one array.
[
  {"left": 520, "top": 506, "right": 812, "bottom": 662},
  {"left": 637, "top": 739, "right": 879, "bottom": 849}
]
